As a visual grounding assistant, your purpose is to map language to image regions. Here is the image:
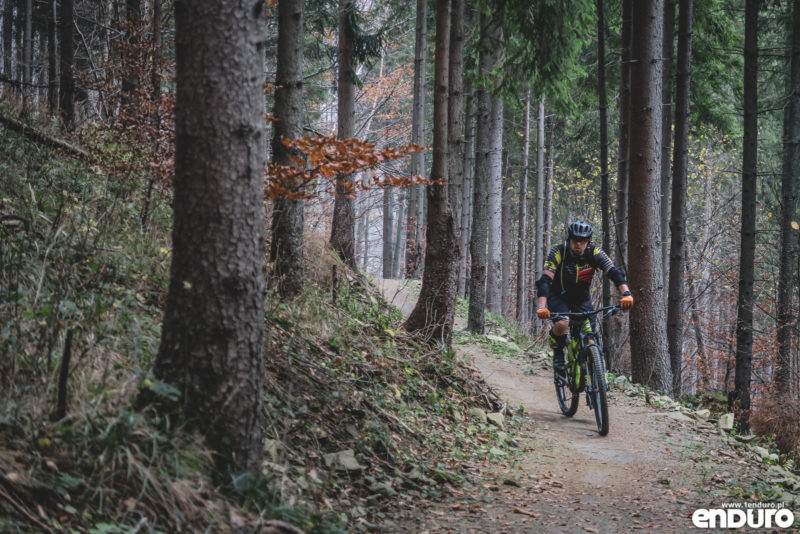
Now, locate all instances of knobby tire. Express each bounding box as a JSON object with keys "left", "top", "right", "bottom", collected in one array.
[
  {"left": 555, "top": 361, "right": 579, "bottom": 417},
  {"left": 587, "top": 344, "right": 609, "bottom": 436}
]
